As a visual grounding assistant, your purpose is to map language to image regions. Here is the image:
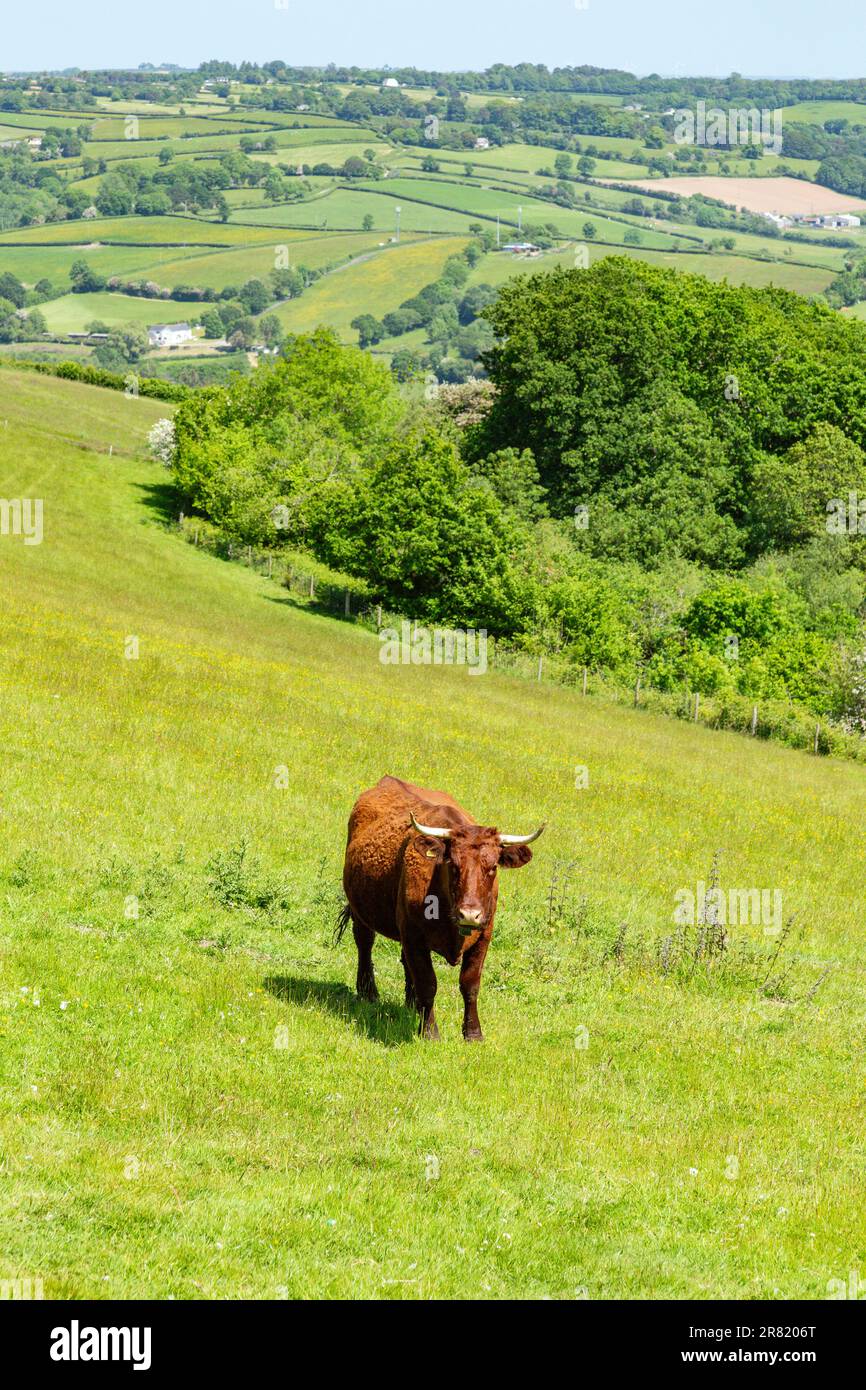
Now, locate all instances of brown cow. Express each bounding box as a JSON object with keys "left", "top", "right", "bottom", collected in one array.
[{"left": 338, "top": 776, "right": 544, "bottom": 1040}]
